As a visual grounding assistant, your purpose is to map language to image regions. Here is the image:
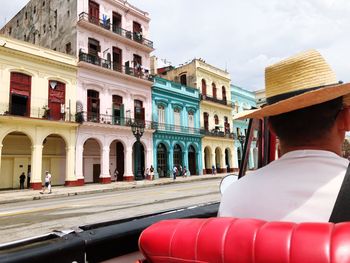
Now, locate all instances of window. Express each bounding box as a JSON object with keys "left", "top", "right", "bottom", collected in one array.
[
  {"left": 112, "top": 95, "right": 123, "bottom": 124},
  {"left": 180, "top": 74, "right": 187, "bottom": 86},
  {"left": 88, "top": 38, "right": 100, "bottom": 56},
  {"left": 43, "top": 1, "right": 45, "bottom": 7},
  {"left": 10, "top": 72, "right": 32, "bottom": 117},
  {"left": 67, "top": 10, "right": 70, "bottom": 17},
  {"left": 212, "top": 83, "right": 217, "bottom": 98},
  {"left": 25, "top": 12, "right": 27, "bottom": 20},
  {"left": 33, "top": 6, "right": 36, "bottom": 14},
  {"left": 87, "top": 90, "right": 100, "bottom": 122},
  {"left": 17, "top": 20, "right": 19, "bottom": 27},
  {"left": 8, "top": 27, "right": 12, "bottom": 35},
  {"left": 224, "top": 116, "right": 230, "bottom": 134},
  {"left": 201, "top": 79, "right": 207, "bottom": 95},
  {"left": 222, "top": 86, "right": 227, "bottom": 102},
  {"left": 188, "top": 111, "right": 194, "bottom": 132},
  {"left": 65, "top": 42, "right": 71, "bottom": 54},
  {"left": 204, "top": 112, "right": 209, "bottom": 131},
  {"left": 157, "top": 105, "right": 165, "bottom": 124},
  {"left": 112, "top": 12, "right": 122, "bottom": 32},
  {"left": 174, "top": 108, "right": 181, "bottom": 130},
  {"left": 89, "top": 1, "right": 99, "bottom": 25},
  {"left": 133, "top": 54, "right": 142, "bottom": 76},
  {"left": 214, "top": 114, "right": 219, "bottom": 125},
  {"left": 48, "top": 80, "right": 65, "bottom": 120},
  {"left": 43, "top": 24, "right": 46, "bottom": 33},
  {"left": 134, "top": 99, "right": 144, "bottom": 123}
]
